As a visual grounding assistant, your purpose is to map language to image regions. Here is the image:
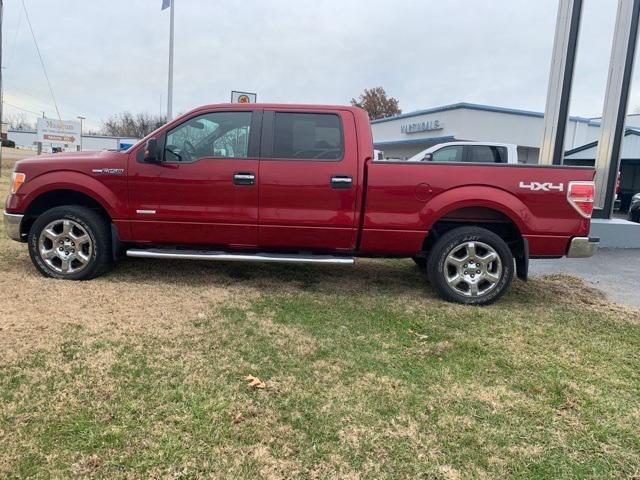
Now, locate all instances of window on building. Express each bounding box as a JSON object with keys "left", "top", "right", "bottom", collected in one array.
[{"left": 271, "top": 112, "right": 343, "bottom": 160}]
